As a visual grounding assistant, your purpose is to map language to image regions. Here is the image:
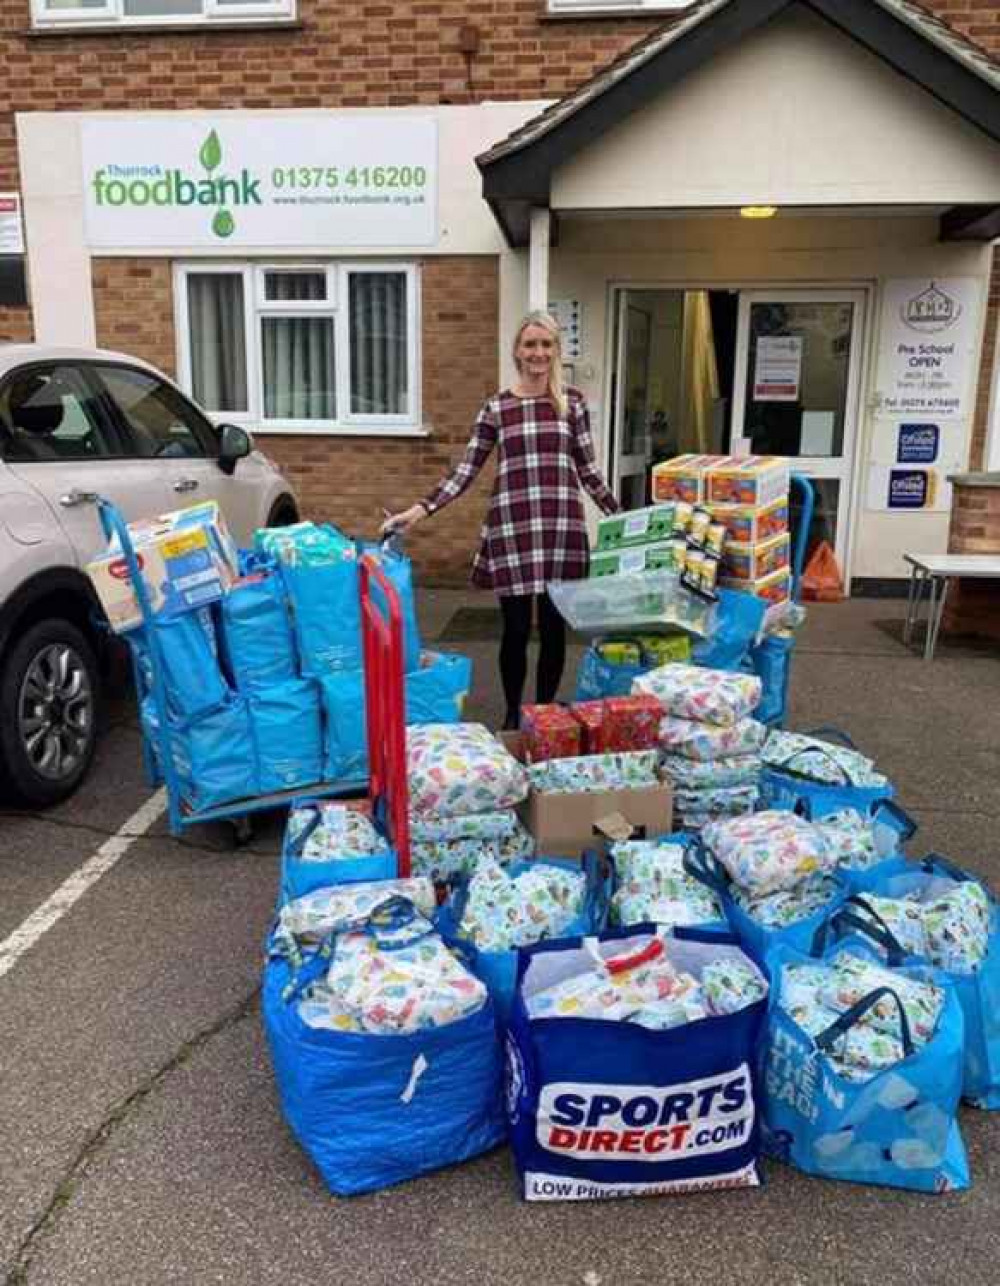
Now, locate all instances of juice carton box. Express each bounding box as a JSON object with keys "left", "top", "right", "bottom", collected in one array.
[
  {"left": 590, "top": 542, "right": 679, "bottom": 578},
  {"left": 651, "top": 454, "right": 718, "bottom": 504},
  {"left": 87, "top": 501, "right": 238, "bottom": 634},
  {"left": 705, "top": 456, "right": 790, "bottom": 507},
  {"left": 720, "top": 564, "right": 791, "bottom": 605},
  {"left": 721, "top": 532, "right": 791, "bottom": 582},
  {"left": 596, "top": 504, "right": 676, "bottom": 551},
  {"left": 708, "top": 496, "right": 789, "bottom": 546}
]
